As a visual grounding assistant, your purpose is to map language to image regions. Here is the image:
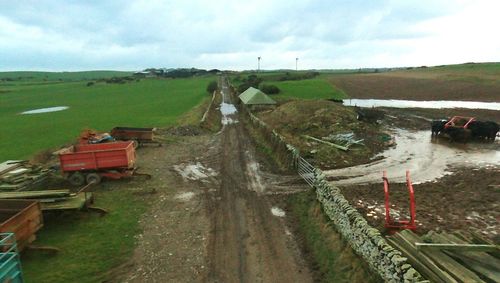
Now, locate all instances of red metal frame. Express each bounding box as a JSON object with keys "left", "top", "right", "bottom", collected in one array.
[
  {"left": 383, "top": 170, "right": 416, "bottom": 231},
  {"left": 444, "top": 116, "right": 475, "bottom": 129},
  {"left": 58, "top": 141, "right": 136, "bottom": 172}
]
